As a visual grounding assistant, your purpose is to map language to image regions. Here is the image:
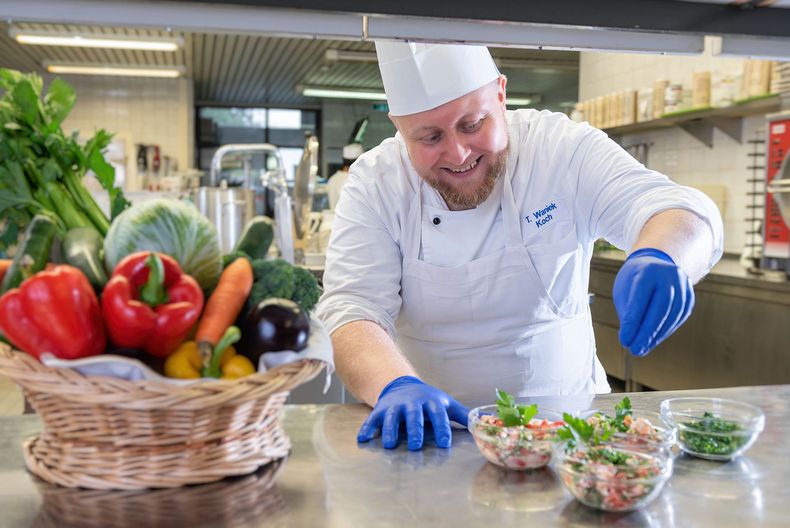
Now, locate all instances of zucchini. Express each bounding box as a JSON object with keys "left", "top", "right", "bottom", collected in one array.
[
  {"left": 62, "top": 227, "right": 108, "bottom": 290},
  {"left": 1, "top": 215, "right": 58, "bottom": 293},
  {"left": 234, "top": 216, "right": 275, "bottom": 261}
]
